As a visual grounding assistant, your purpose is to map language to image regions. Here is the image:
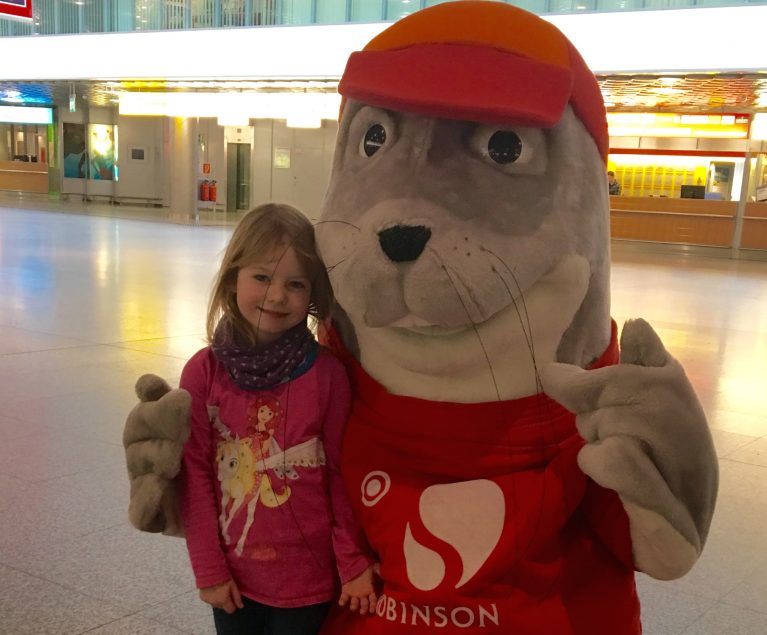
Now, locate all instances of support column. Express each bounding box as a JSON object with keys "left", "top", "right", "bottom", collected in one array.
[
  {"left": 168, "top": 117, "right": 198, "bottom": 218},
  {"left": 731, "top": 152, "right": 752, "bottom": 257}
]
